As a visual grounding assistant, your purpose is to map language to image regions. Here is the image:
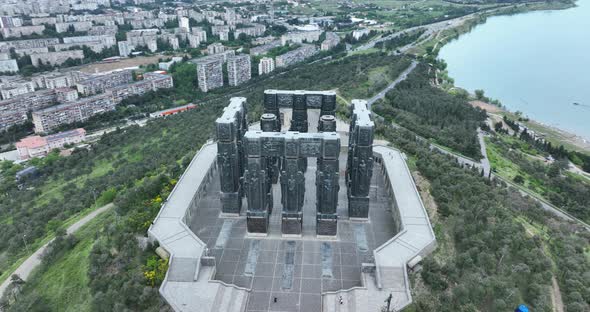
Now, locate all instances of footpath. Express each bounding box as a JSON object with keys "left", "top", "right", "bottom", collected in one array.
[{"left": 0, "top": 203, "right": 114, "bottom": 301}]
